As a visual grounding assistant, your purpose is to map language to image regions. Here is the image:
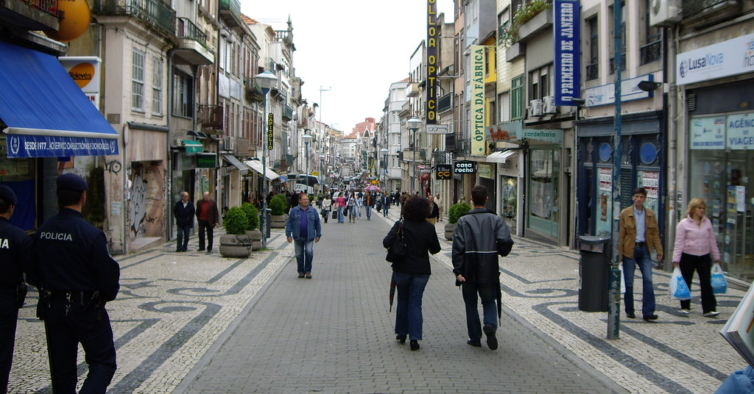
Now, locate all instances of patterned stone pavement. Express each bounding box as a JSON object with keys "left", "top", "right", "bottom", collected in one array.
[{"left": 6, "top": 204, "right": 747, "bottom": 393}]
